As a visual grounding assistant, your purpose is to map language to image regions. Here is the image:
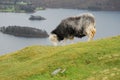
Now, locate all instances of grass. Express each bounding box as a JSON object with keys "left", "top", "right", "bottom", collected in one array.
[
  {"left": 0, "top": 7, "right": 45, "bottom": 13},
  {"left": 0, "top": 35, "right": 120, "bottom": 80}
]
